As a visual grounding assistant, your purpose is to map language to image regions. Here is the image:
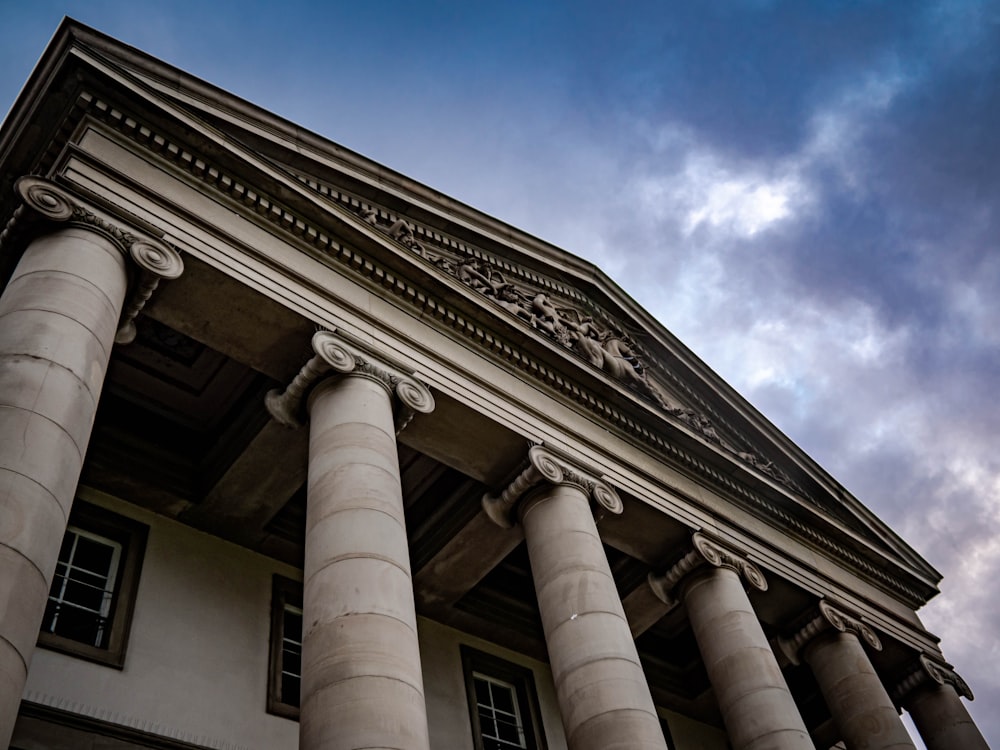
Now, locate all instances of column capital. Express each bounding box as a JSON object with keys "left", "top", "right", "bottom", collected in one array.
[
  {"left": 778, "top": 600, "right": 882, "bottom": 666},
  {"left": 894, "top": 654, "right": 974, "bottom": 704},
  {"left": 266, "top": 329, "right": 435, "bottom": 430},
  {"left": 647, "top": 531, "right": 768, "bottom": 607},
  {"left": 481, "top": 444, "right": 623, "bottom": 529},
  {"left": 9, "top": 176, "right": 184, "bottom": 344}
]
